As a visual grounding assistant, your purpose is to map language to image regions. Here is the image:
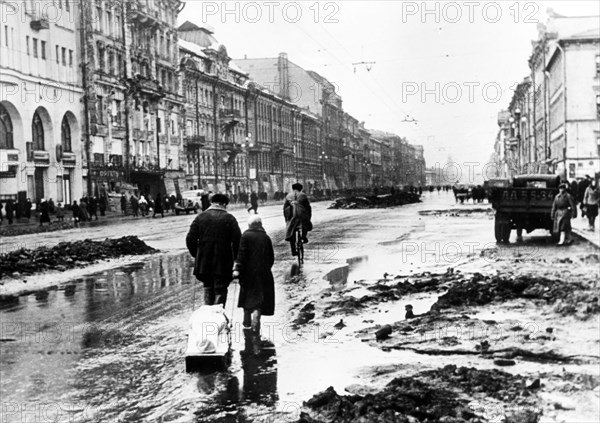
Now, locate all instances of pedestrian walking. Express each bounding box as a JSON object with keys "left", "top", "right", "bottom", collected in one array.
[
  {"left": 583, "top": 180, "right": 599, "bottom": 231},
  {"left": 39, "top": 199, "right": 51, "bottom": 226},
  {"left": 186, "top": 193, "right": 241, "bottom": 307},
  {"left": 551, "top": 183, "right": 577, "bottom": 246},
  {"left": 139, "top": 195, "right": 148, "bottom": 217},
  {"left": 56, "top": 202, "right": 65, "bottom": 222},
  {"left": 79, "top": 198, "right": 90, "bottom": 221},
  {"left": 153, "top": 193, "right": 164, "bottom": 218},
  {"left": 89, "top": 196, "right": 98, "bottom": 220},
  {"left": 200, "top": 191, "right": 211, "bottom": 211},
  {"left": 0, "top": 200, "right": 3, "bottom": 225},
  {"left": 25, "top": 199, "right": 32, "bottom": 220},
  {"left": 48, "top": 198, "right": 55, "bottom": 214},
  {"left": 232, "top": 215, "right": 275, "bottom": 335},
  {"left": 5, "top": 200, "right": 14, "bottom": 225},
  {"left": 99, "top": 196, "right": 107, "bottom": 216},
  {"left": 130, "top": 195, "right": 139, "bottom": 217},
  {"left": 121, "top": 193, "right": 127, "bottom": 215},
  {"left": 247, "top": 191, "right": 259, "bottom": 214},
  {"left": 71, "top": 201, "right": 81, "bottom": 226}
]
